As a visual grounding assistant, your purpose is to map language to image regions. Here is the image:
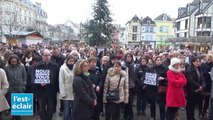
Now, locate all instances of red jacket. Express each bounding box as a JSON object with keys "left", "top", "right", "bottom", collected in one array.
[{"left": 166, "top": 70, "right": 187, "bottom": 107}]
